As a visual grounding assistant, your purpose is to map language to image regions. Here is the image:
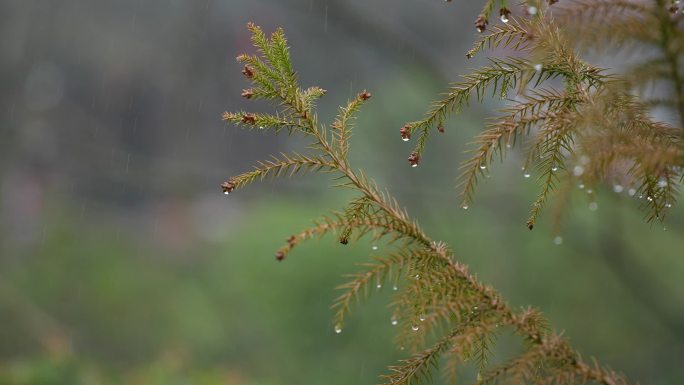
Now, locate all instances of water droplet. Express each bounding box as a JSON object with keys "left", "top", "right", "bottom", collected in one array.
[
  {"left": 506, "top": 143, "right": 511, "bottom": 148},
  {"left": 658, "top": 179, "right": 668, "bottom": 188},
  {"left": 476, "top": 27, "right": 484, "bottom": 33},
  {"left": 628, "top": 188, "right": 637, "bottom": 196},
  {"left": 419, "top": 314, "right": 426, "bottom": 322},
  {"left": 573, "top": 165, "right": 584, "bottom": 176},
  {"left": 462, "top": 205, "right": 469, "bottom": 210},
  {"left": 533, "top": 63, "right": 542, "bottom": 72},
  {"left": 376, "top": 283, "right": 382, "bottom": 289},
  {"left": 393, "top": 285, "right": 398, "bottom": 291},
  {"left": 473, "top": 306, "right": 479, "bottom": 310},
  {"left": 589, "top": 202, "right": 599, "bottom": 211},
  {"left": 551, "top": 166, "right": 559, "bottom": 172},
  {"left": 647, "top": 196, "right": 653, "bottom": 202},
  {"left": 500, "top": 14, "right": 509, "bottom": 23},
  {"left": 586, "top": 189, "right": 593, "bottom": 194},
  {"left": 402, "top": 137, "right": 410, "bottom": 142},
  {"left": 411, "top": 324, "right": 420, "bottom": 331},
  {"left": 371, "top": 245, "right": 378, "bottom": 250},
  {"left": 480, "top": 165, "right": 487, "bottom": 170},
  {"left": 414, "top": 274, "right": 420, "bottom": 279},
  {"left": 524, "top": 172, "right": 531, "bottom": 178},
  {"left": 578, "top": 183, "right": 585, "bottom": 189},
  {"left": 528, "top": 6, "right": 538, "bottom": 15},
  {"left": 391, "top": 316, "right": 399, "bottom": 326},
  {"left": 666, "top": 202, "right": 672, "bottom": 208},
  {"left": 553, "top": 236, "right": 563, "bottom": 245},
  {"left": 613, "top": 184, "right": 623, "bottom": 193},
  {"left": 334, "top": 324, "right": 342, "bottom": 334},
  {"left": 400, "top": 346, "right": 405, "bottom": 350},
  {"left": 223, "top": 191, "right": 230, "bottom": 195},
  {"left": 411, "top": 163, "right": 418, "bottom": 168}
]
